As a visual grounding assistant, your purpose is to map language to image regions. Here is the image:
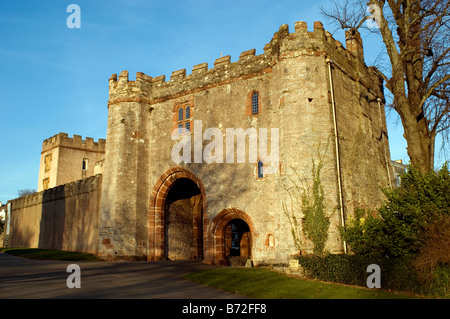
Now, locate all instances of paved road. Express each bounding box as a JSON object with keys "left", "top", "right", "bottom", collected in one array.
[{"left": 0, "top": 253, "right": 246, "bottom": 299}]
